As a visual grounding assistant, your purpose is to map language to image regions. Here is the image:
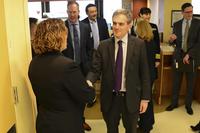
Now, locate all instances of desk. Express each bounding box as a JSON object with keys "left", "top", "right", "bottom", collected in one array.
[{"left": 154, "top": 44, "right": 200, "bottom": 104}]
